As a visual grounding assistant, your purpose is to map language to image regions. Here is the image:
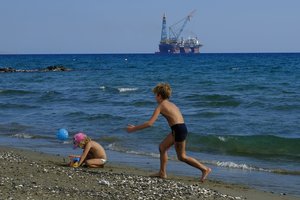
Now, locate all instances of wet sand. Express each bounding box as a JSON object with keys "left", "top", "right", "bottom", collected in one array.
[{"left": 0, "top": 146, "right": 298, "bottom": 200}]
